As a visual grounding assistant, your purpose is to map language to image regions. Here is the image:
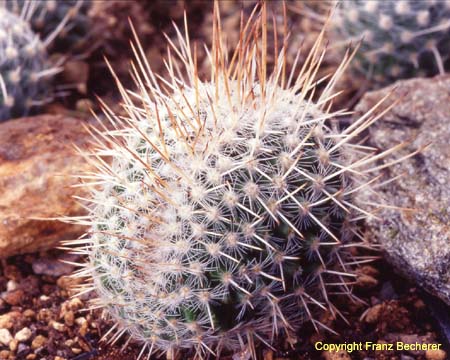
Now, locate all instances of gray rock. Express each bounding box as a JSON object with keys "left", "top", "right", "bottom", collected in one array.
[
  {"left": 32, "top": 254, "right": 77, "bottom": 277},
  {"left": 354, "top": 75, "right": 450, "bottom": 305}
]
